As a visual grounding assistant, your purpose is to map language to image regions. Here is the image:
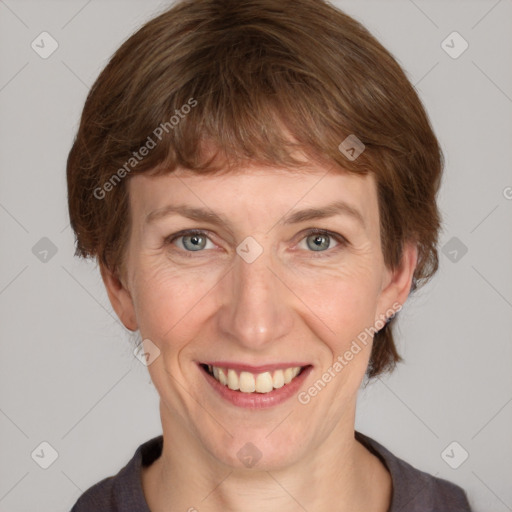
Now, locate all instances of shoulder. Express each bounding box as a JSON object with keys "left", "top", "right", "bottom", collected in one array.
[
  {"left": 70, "top": 475, "right": 116, "bottom": 511},
  {"left": 70, "top": 435, "right": 163, "bottom": 512},
  {"left": 355, "top": 431, "right": 473, "bottom": 512}
]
